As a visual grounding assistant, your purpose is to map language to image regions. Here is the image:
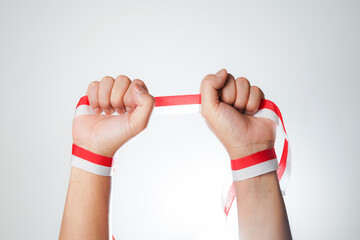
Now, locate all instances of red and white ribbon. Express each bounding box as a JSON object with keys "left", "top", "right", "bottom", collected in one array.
[
  {"left": 253, "top": 99, "right": 291, "bottom": 194},
  {"left": 71, "top": 96, "right": 114, "bottom": 176},
  {"left": 223, "top": 99, "right": 291, "bottom": 217},
  {"left": 71, "top": 144, "right": 114, "bottom": 176},
  {"left": 231, "top": 148, "right": 279, "bottom": 181},
  {"left": 152, "top": 94, "right": 291, "bottom": 217},
  {"left": 71, "top": 94, "right": 291, "bottom": 218},
  {"left": 154, "top": 94, "right": 201, "bottom": 115}
]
